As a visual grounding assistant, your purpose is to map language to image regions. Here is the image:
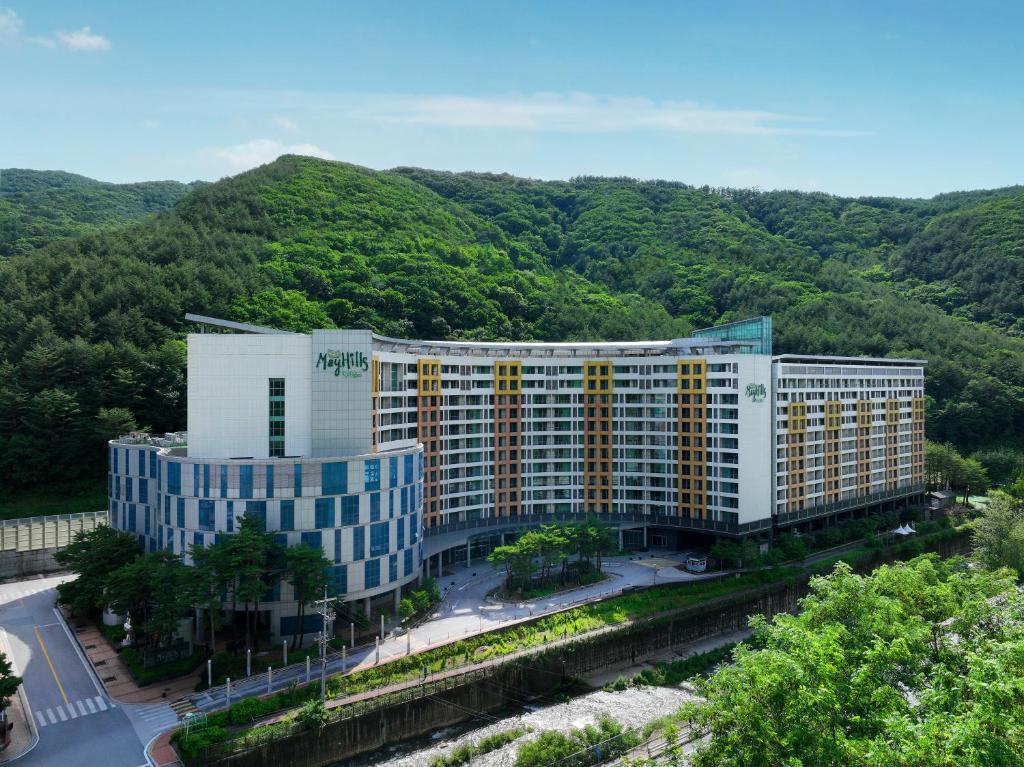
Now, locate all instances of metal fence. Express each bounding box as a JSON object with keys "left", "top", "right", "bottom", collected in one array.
[{"left": 0, "top": 510, "right": 108, "bottom": 552}]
